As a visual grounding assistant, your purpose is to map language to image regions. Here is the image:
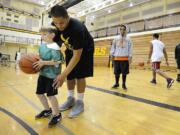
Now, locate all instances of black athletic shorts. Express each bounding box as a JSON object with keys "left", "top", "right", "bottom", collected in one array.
[
  {"left": 65, "top": 48, "right": 94, "bottom": 80},
  {"left": 176, "top": 59, "right": 180, "bottom": 69},
  {"left": 113, "top": 60, "right": 129, "bottom": 75},
  {"left": 36, "top": 75, "right": 57, "bottom": 96}
]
